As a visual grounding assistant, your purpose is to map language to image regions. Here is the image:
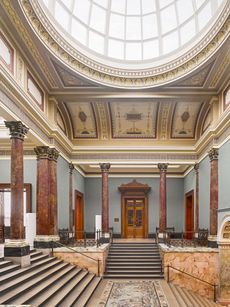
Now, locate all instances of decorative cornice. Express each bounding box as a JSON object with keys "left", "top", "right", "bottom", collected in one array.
[
  {"left": 5, "top": 121, "right": 29, "bottom": 140},
  {"left": 0, "top": 0, "right": 56, "bottom": 88},
  {"left": 158, "top": 163, "right": 168, "bottom": 172},
  {"left": 209, "top": 148, "right": 219, "bottom": 161},
  {"left": 19, "top": 0, "right": 230, "bottom": 88},
  {"left": 100, "top": 163, "right": 111, "bottom": 172}
]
